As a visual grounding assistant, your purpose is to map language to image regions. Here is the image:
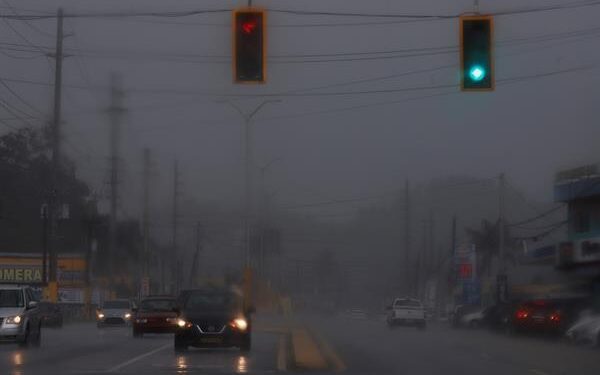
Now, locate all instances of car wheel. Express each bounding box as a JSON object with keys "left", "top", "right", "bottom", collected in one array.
[
  {"left": 240, "top": 335, "right": 252, "bottom": 352},
  {"left": 174, "top": 336, "right": 188, "bottom": 353},
  {"left": 32, "top": 325, "right": 41, "bottom": 348},
  {"left": 18, "top": 326, "right": 30, "bottom": 348}
]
